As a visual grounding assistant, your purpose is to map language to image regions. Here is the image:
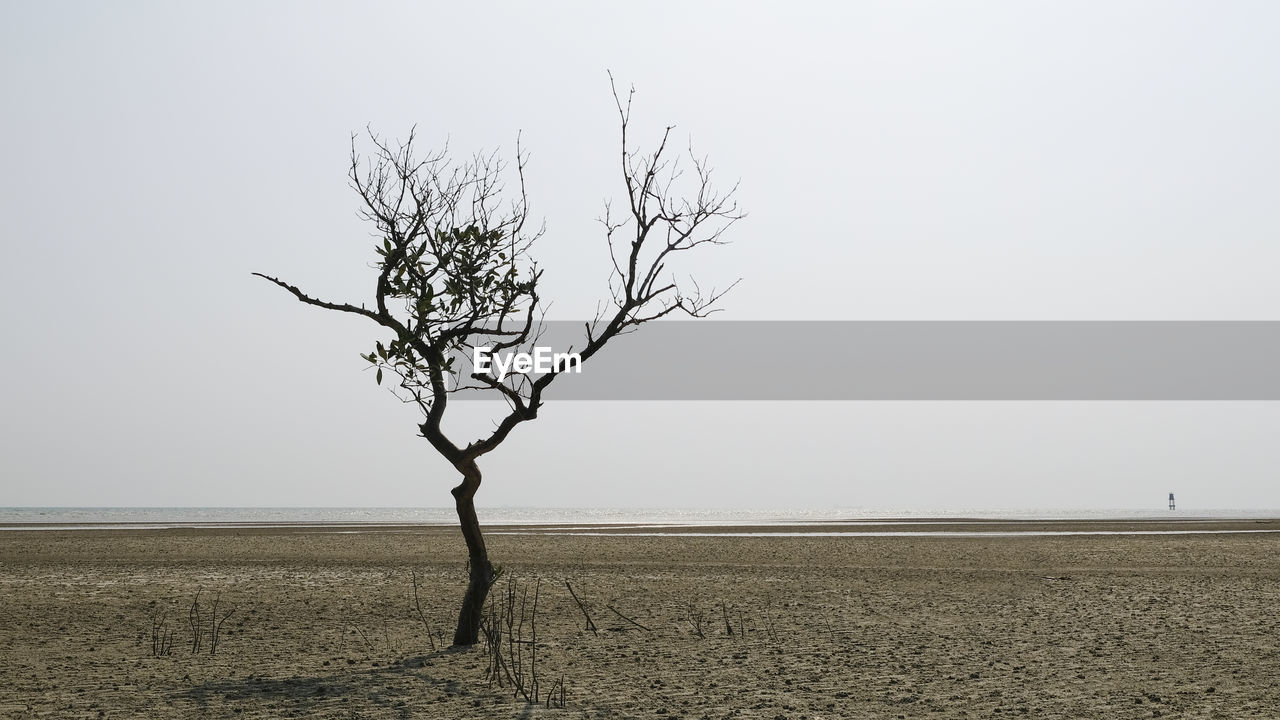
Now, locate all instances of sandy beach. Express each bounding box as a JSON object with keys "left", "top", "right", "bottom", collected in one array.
[{"left": 2, "top": 519, "right": 1278, "bottom": 719}]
